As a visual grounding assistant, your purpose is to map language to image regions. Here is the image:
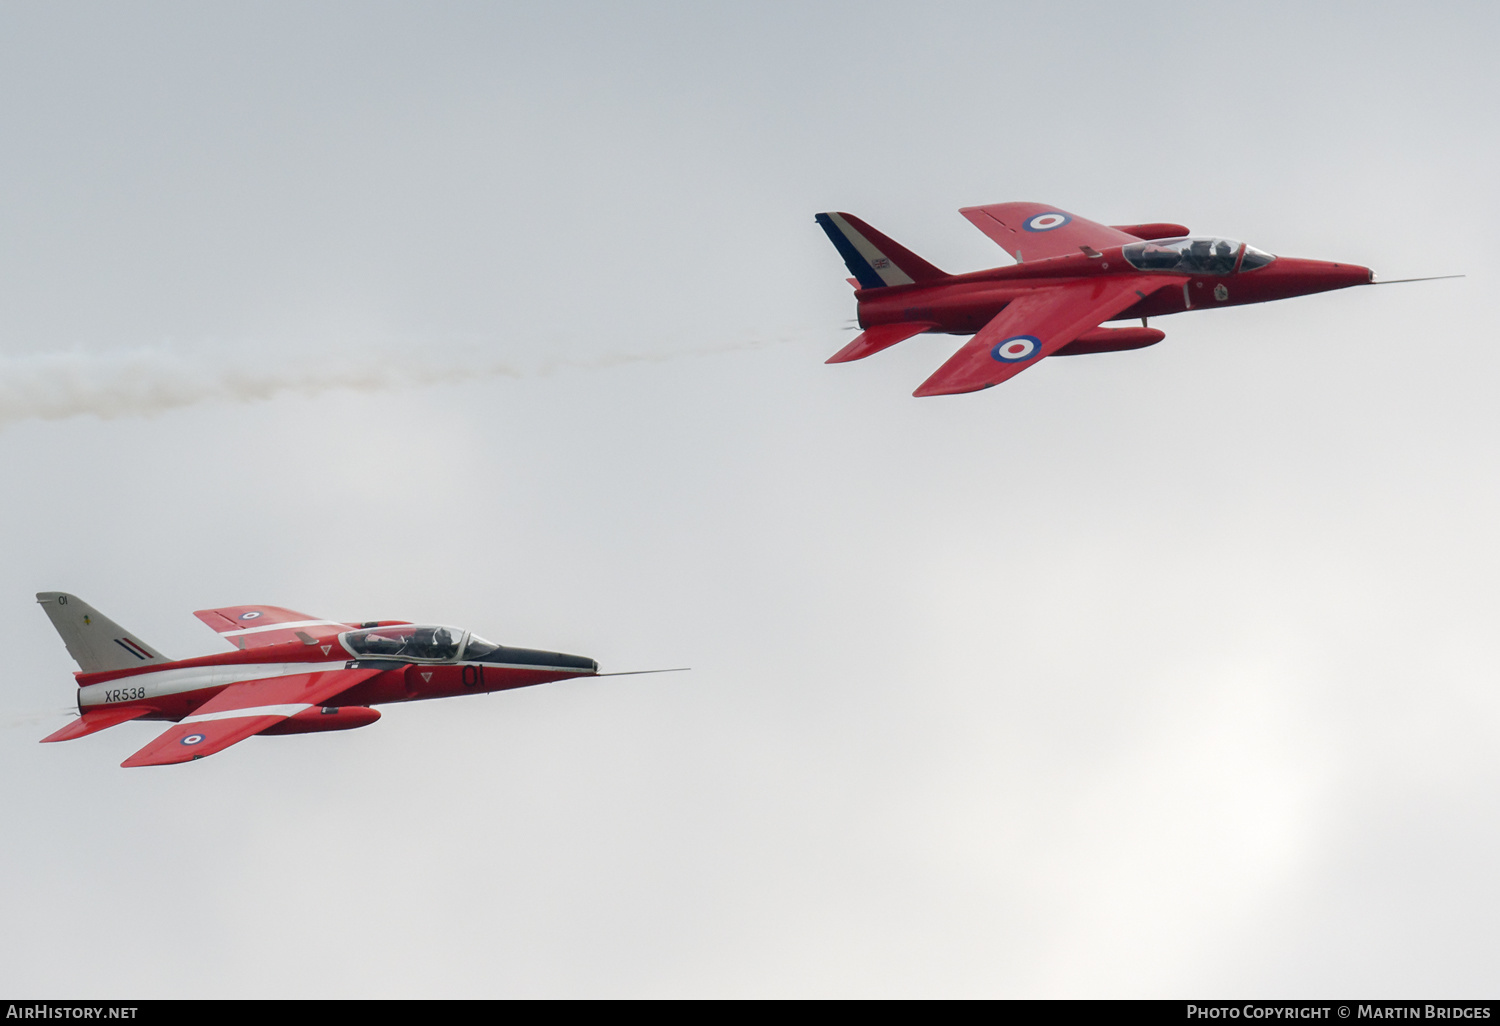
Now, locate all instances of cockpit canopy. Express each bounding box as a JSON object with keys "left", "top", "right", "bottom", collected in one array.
[
  {"left": 339, "top": 624, "right": 598, "bottom": 671},
  {"left": 342, "top": 624, "right": 466, "bottom": 662},
  {"left": 1122, "top": 237, "right": 1275, "bottom": 276}
]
